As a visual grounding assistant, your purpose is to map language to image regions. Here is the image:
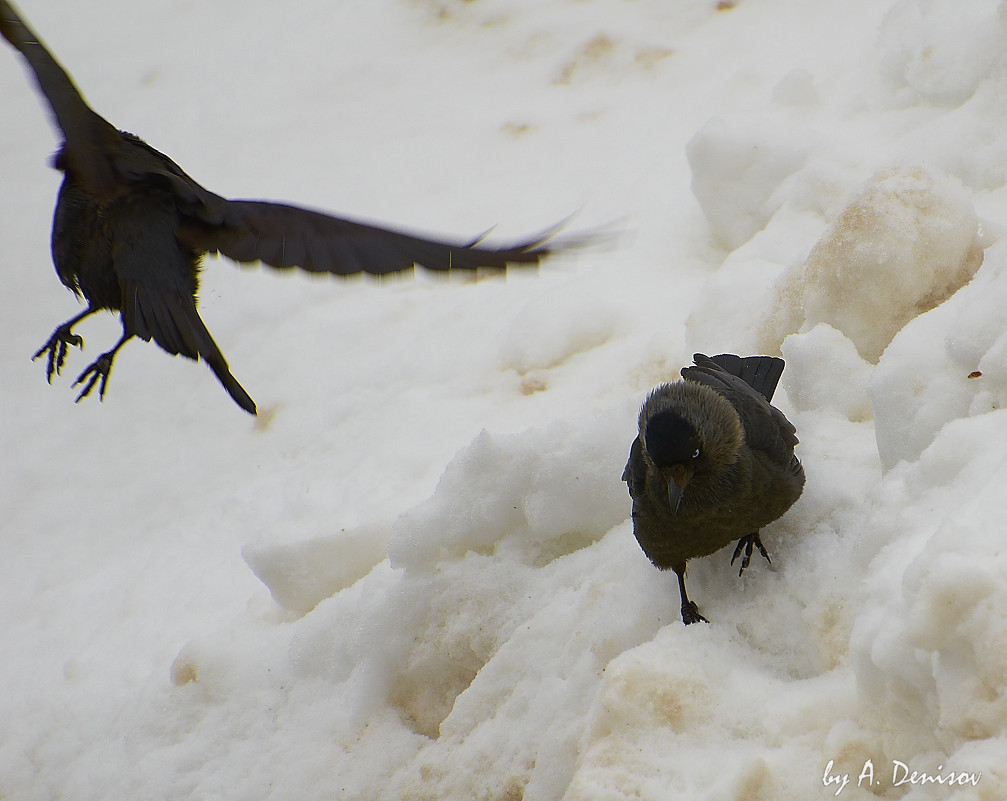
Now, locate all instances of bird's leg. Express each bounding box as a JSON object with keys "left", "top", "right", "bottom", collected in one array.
[
  {"left": 676, "top": 568, "right": 708, "bottom": 625},
  {"left": 72, "top": 332, "right": 133, "bottom": 403},
  {"left": 33, "top": 306, "right": 98, "bottom": 381},
  {"left": 731, "top": 532, "right": 771, "bottom": 577}
]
